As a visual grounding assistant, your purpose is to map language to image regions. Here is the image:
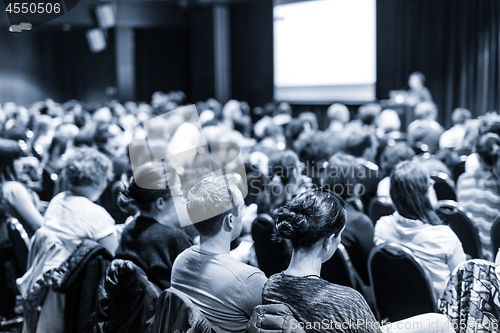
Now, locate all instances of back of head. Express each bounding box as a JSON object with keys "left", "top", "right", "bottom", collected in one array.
[
  {"left": 285, "top": 119, "right": 307, "bottom": 147},
  {"left": 327, "top": 103, "right": 349, "bottom": 124},
  {"left": 186, "top": 175, "right": 241, "bottom": 237},
  {"left": 451, "top": 108, "right": 471, "bottom": 126},
  {"left": 478, "top": 112, "right": 500, "bottom": 137},
  {"left": 390, "top": 160, "right": 440, "bottom": 225},
  {"left": 357, "top": 103, "right": 381, "bottom": 126},
  {"left": 343, "top": 129, "right": 377, "bottom": 159},
  {"left": 324, "top": 153, "right": 363, "bottom": 199},
  {"left": 273, "top": 189, "right": 346, "bottom": 249},
  {"left": 63, "top": 146, "right": 113, "bottom": 187},
  {"left": 380, "top": 142, "right": 415, "bottom": 177},
  {"left": 119, "top": 162, "right": 175, "bottom": 213},
  {"left": 377, "top": 109, "right": 401, "bottom": 133},
  {"left": 268, "top": 150, "right": 300, "bottom": 185},
  {"left": 298, "top": 112, "right": 318, "bottom": 131},
  {"left": 414, "top": 102, "right": 437, "bottom": 120},
  {"left": 275, "top": 102, "right": 292, "bottom": 117},
  {"left": 475, "top": 132, "right": 500, "bottom": 181}
]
